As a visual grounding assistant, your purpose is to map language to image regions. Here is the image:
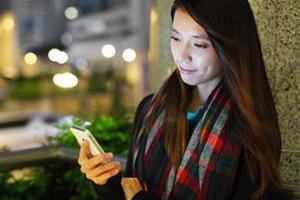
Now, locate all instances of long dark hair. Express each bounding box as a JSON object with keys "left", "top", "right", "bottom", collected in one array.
[{"left": 145, "top": 0, "right": 282, "bottom": 198}]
